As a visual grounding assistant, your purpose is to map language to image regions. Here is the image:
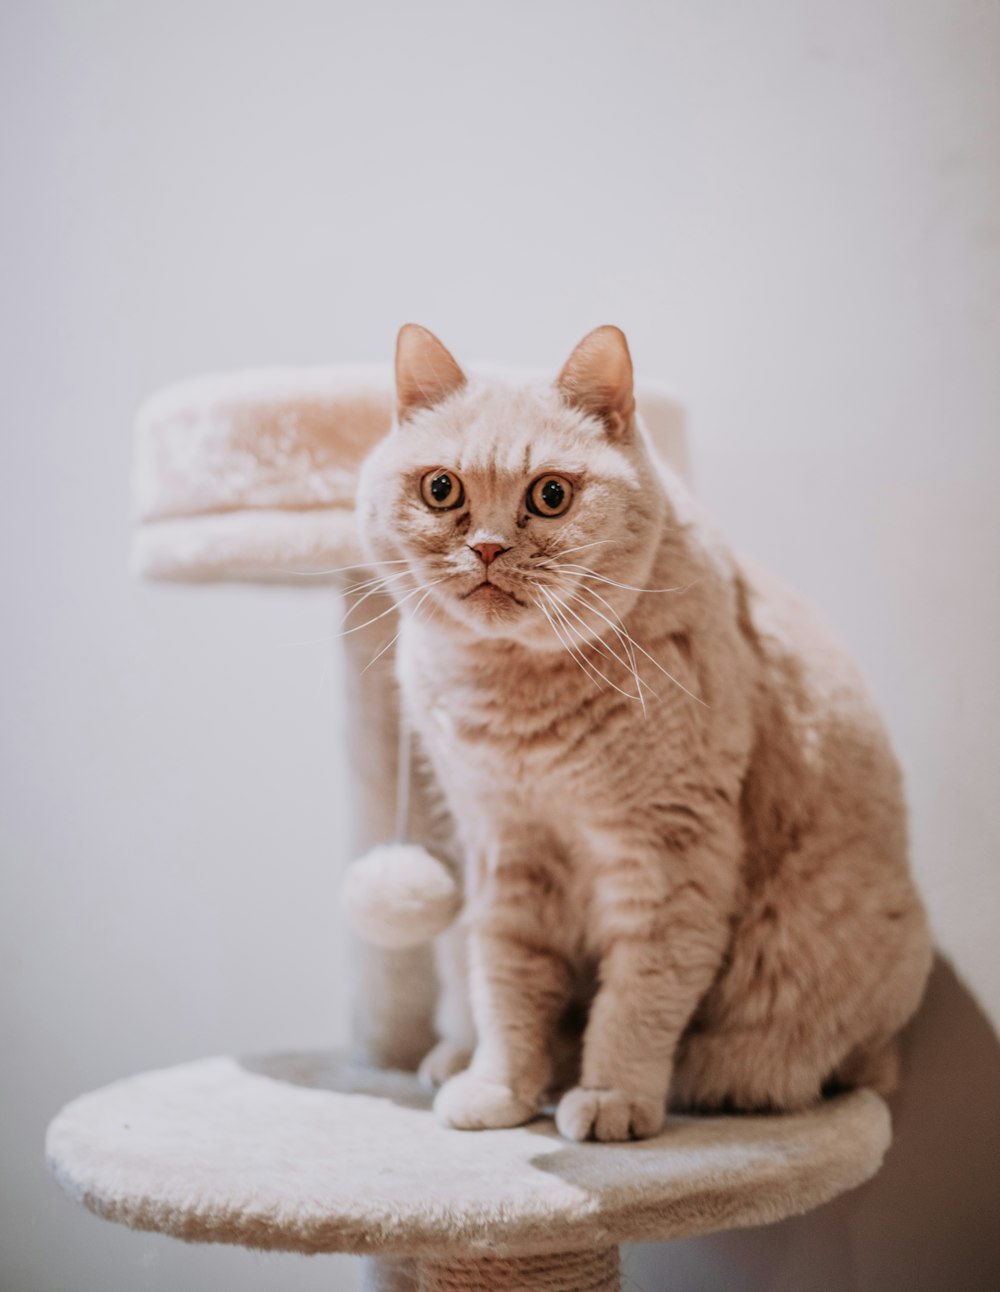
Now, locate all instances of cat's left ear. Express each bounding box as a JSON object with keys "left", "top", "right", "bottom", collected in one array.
[{"left": 556, "top": 325, "right": 635, "bottom": 440}]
